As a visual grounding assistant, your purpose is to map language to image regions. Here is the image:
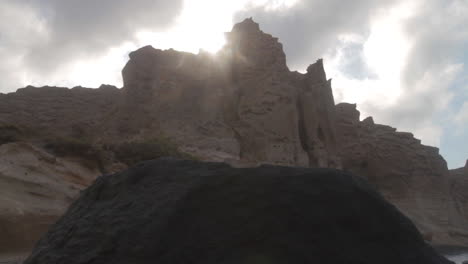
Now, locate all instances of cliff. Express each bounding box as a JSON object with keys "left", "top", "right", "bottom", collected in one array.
[
  {"left": 120, "top": 18, "right": 340, "bottom": 167},
  {"left": 0, "top": 18, "right": 467, "bottom": 249}
]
